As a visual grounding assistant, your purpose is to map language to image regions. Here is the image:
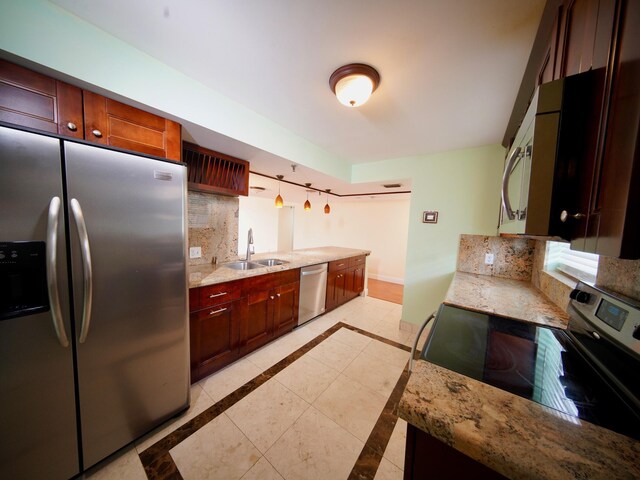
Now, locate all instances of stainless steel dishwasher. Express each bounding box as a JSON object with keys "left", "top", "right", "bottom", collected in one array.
[{"left": 298, "top": 263, "right": 328, "bottom": 326}]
